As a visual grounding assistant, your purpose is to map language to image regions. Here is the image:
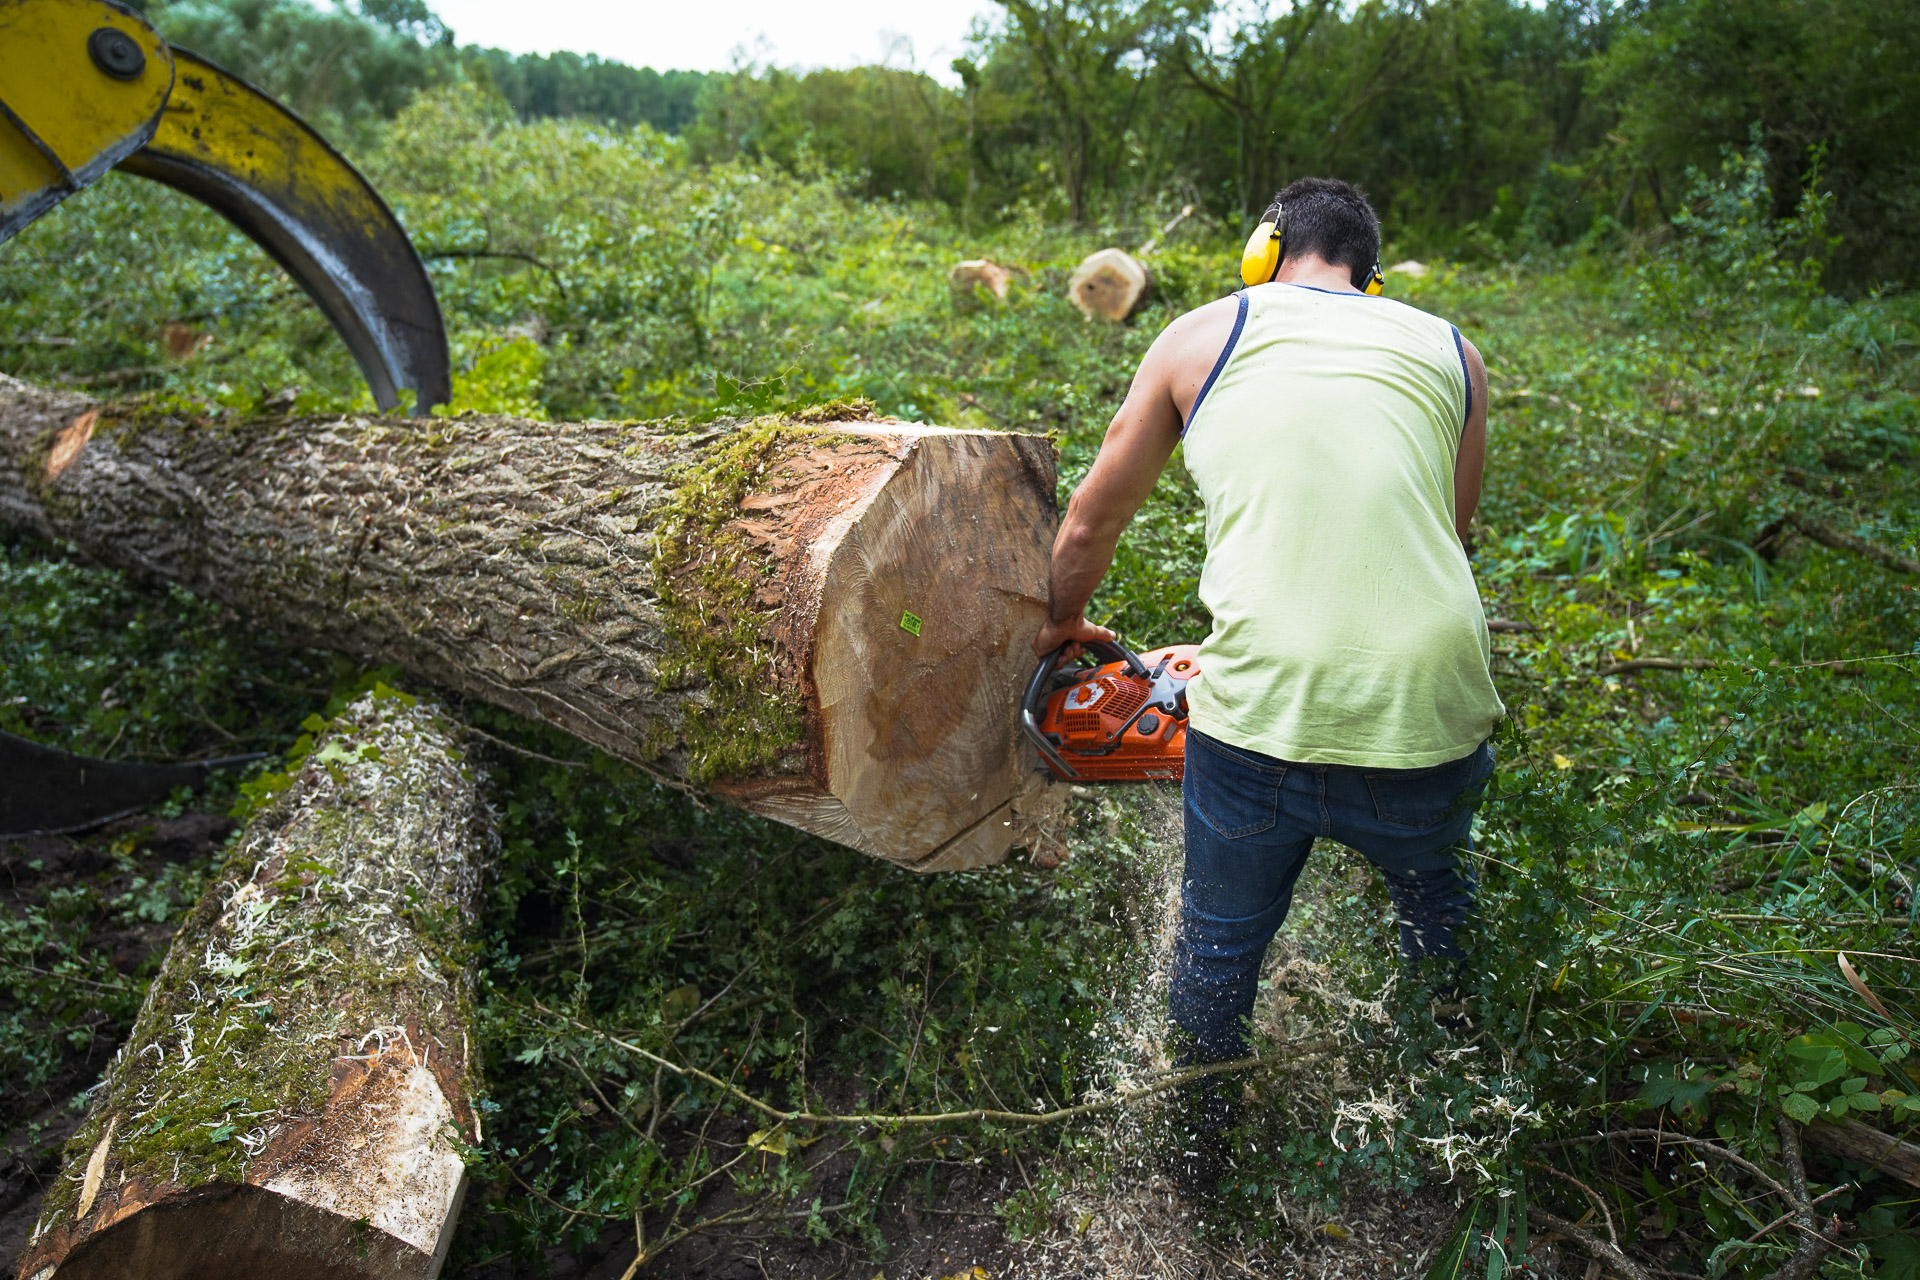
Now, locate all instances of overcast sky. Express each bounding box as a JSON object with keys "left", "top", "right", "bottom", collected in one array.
[{"left": 429, "top": 0, "right": 1002, "bottom": 84}]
